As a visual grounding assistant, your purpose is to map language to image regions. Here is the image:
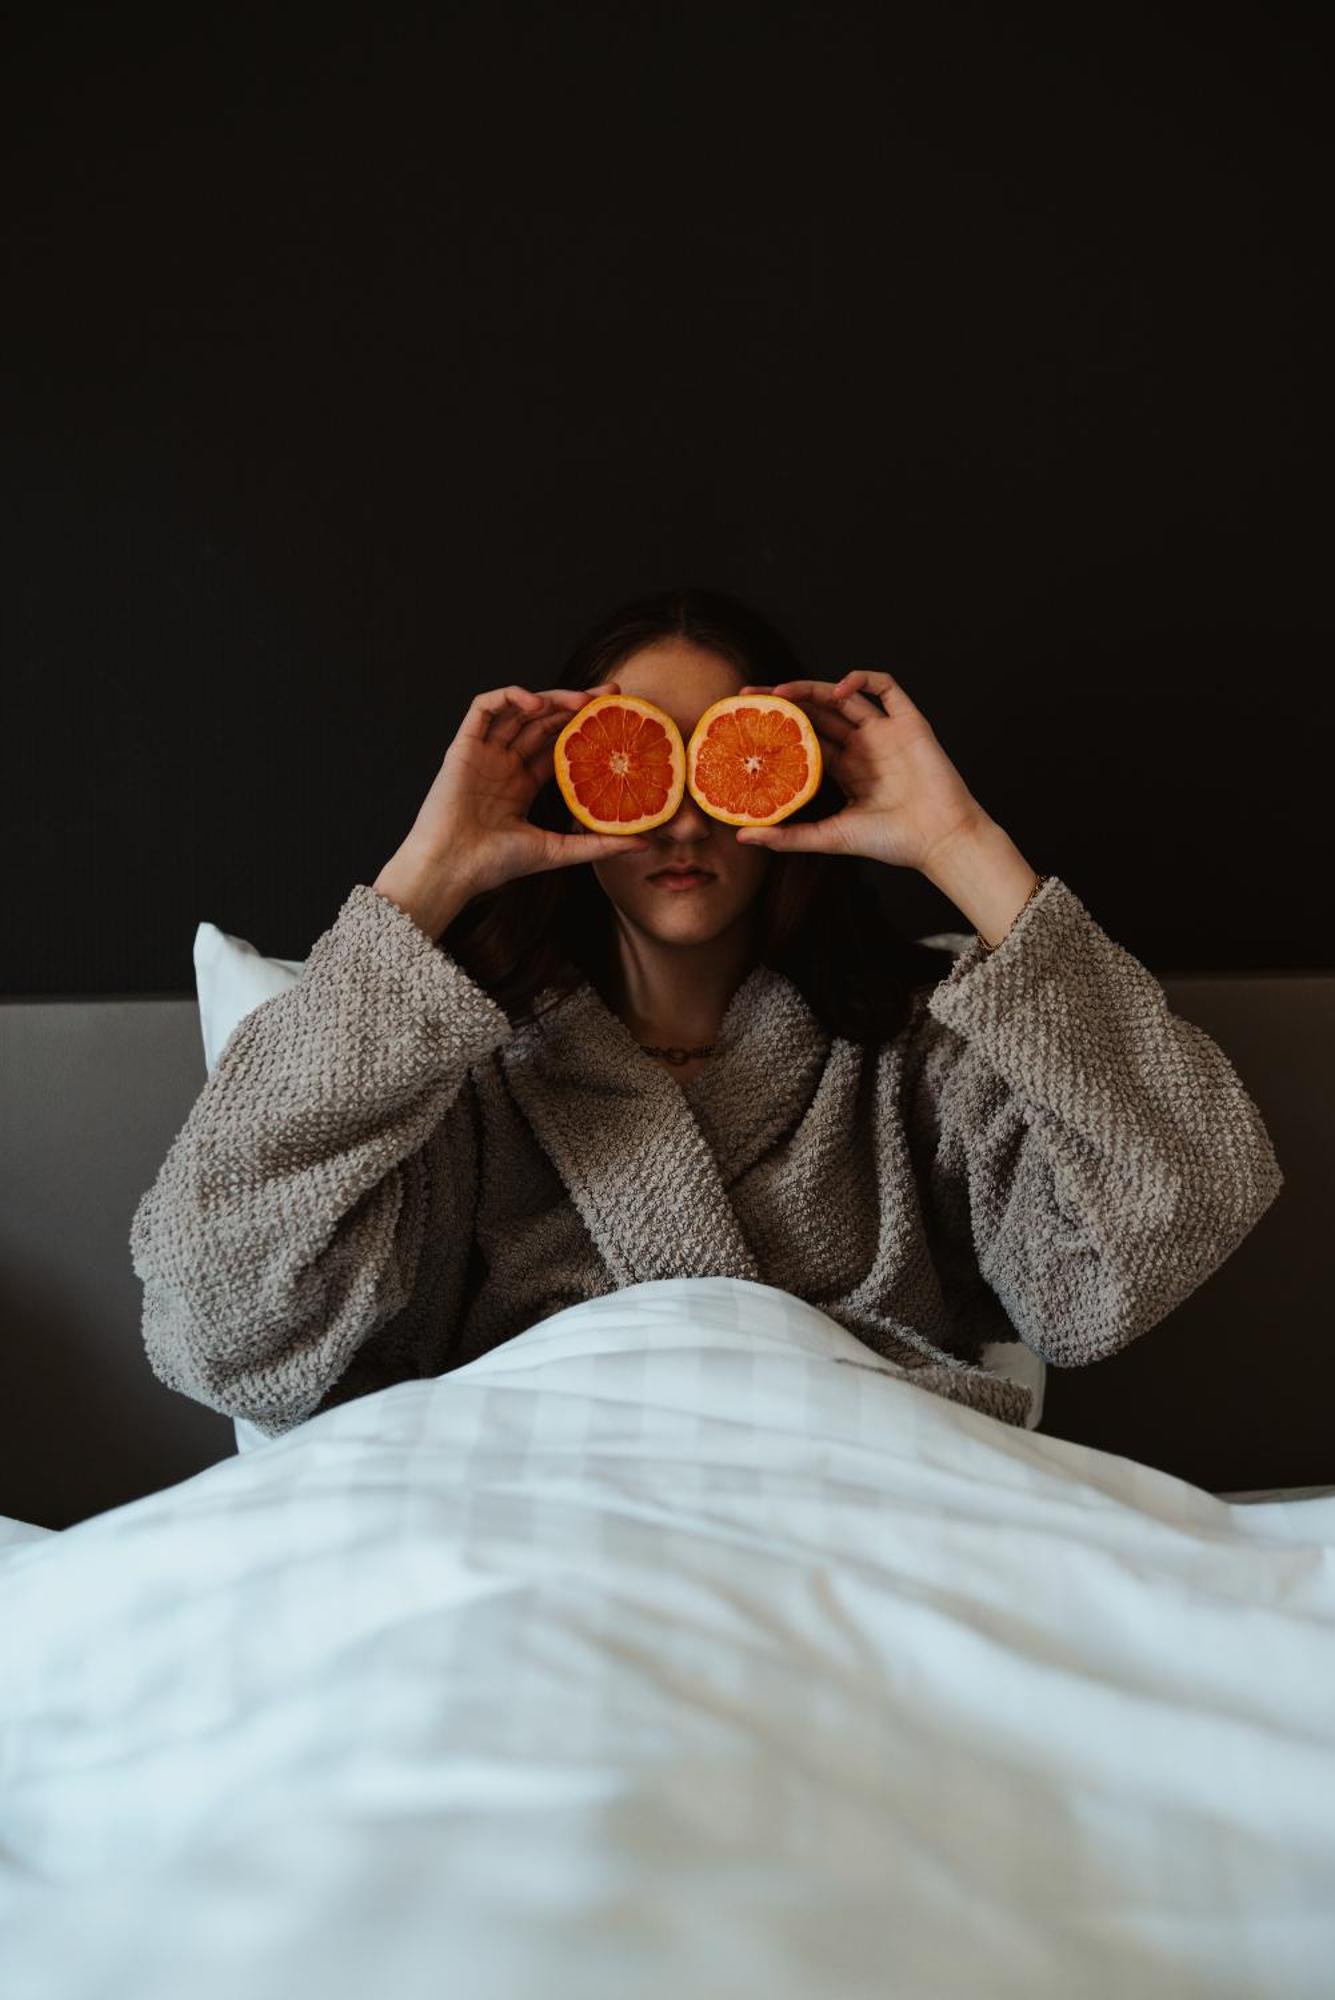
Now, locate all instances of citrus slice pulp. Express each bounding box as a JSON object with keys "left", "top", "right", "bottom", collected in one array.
[
  {"left": 554, "top": 693, "right": 686, "bottom": 834},
  {"left": 685, "top": 693, "right": 822, "bottom": 826}
]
